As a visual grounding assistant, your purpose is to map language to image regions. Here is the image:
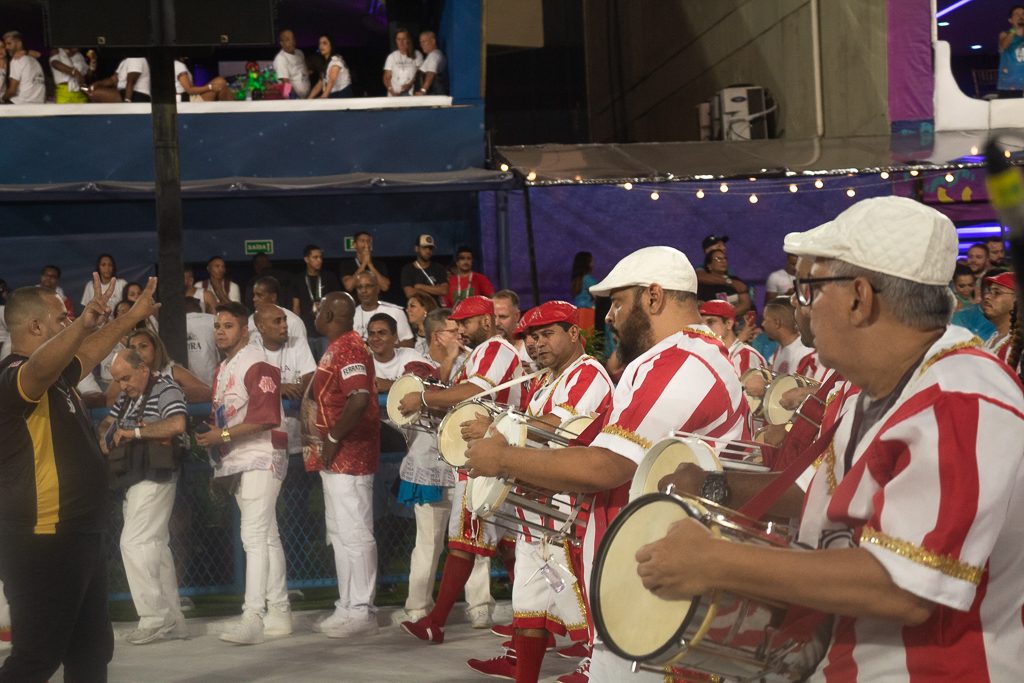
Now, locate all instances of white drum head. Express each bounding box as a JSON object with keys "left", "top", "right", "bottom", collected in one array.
[
  {"left": 387, "top": 375, "right": 425, "bottom": 426},
  {"left": 438, "top": 401, "right": 492, "bottom": 467},
  {"left": 555, "top": 414, "right": 594, "bottom": 442},
  {"left": 491, "top": 412, "right": 530, "bottom": 448},
  {"left": 629, "top": 438, "right": 722, "bottom": 501},
  {"left": 763, "top": 375, "right": 802, "bottom": 425},
  {"left": 593, "top": 494, "right": 695, "bottom": 660},
  {"left": 467, "top": 475, "right": 512, "bottom": 517},
  {"left": 740, "top": 368, "right": 771, "bottom": 413}
]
